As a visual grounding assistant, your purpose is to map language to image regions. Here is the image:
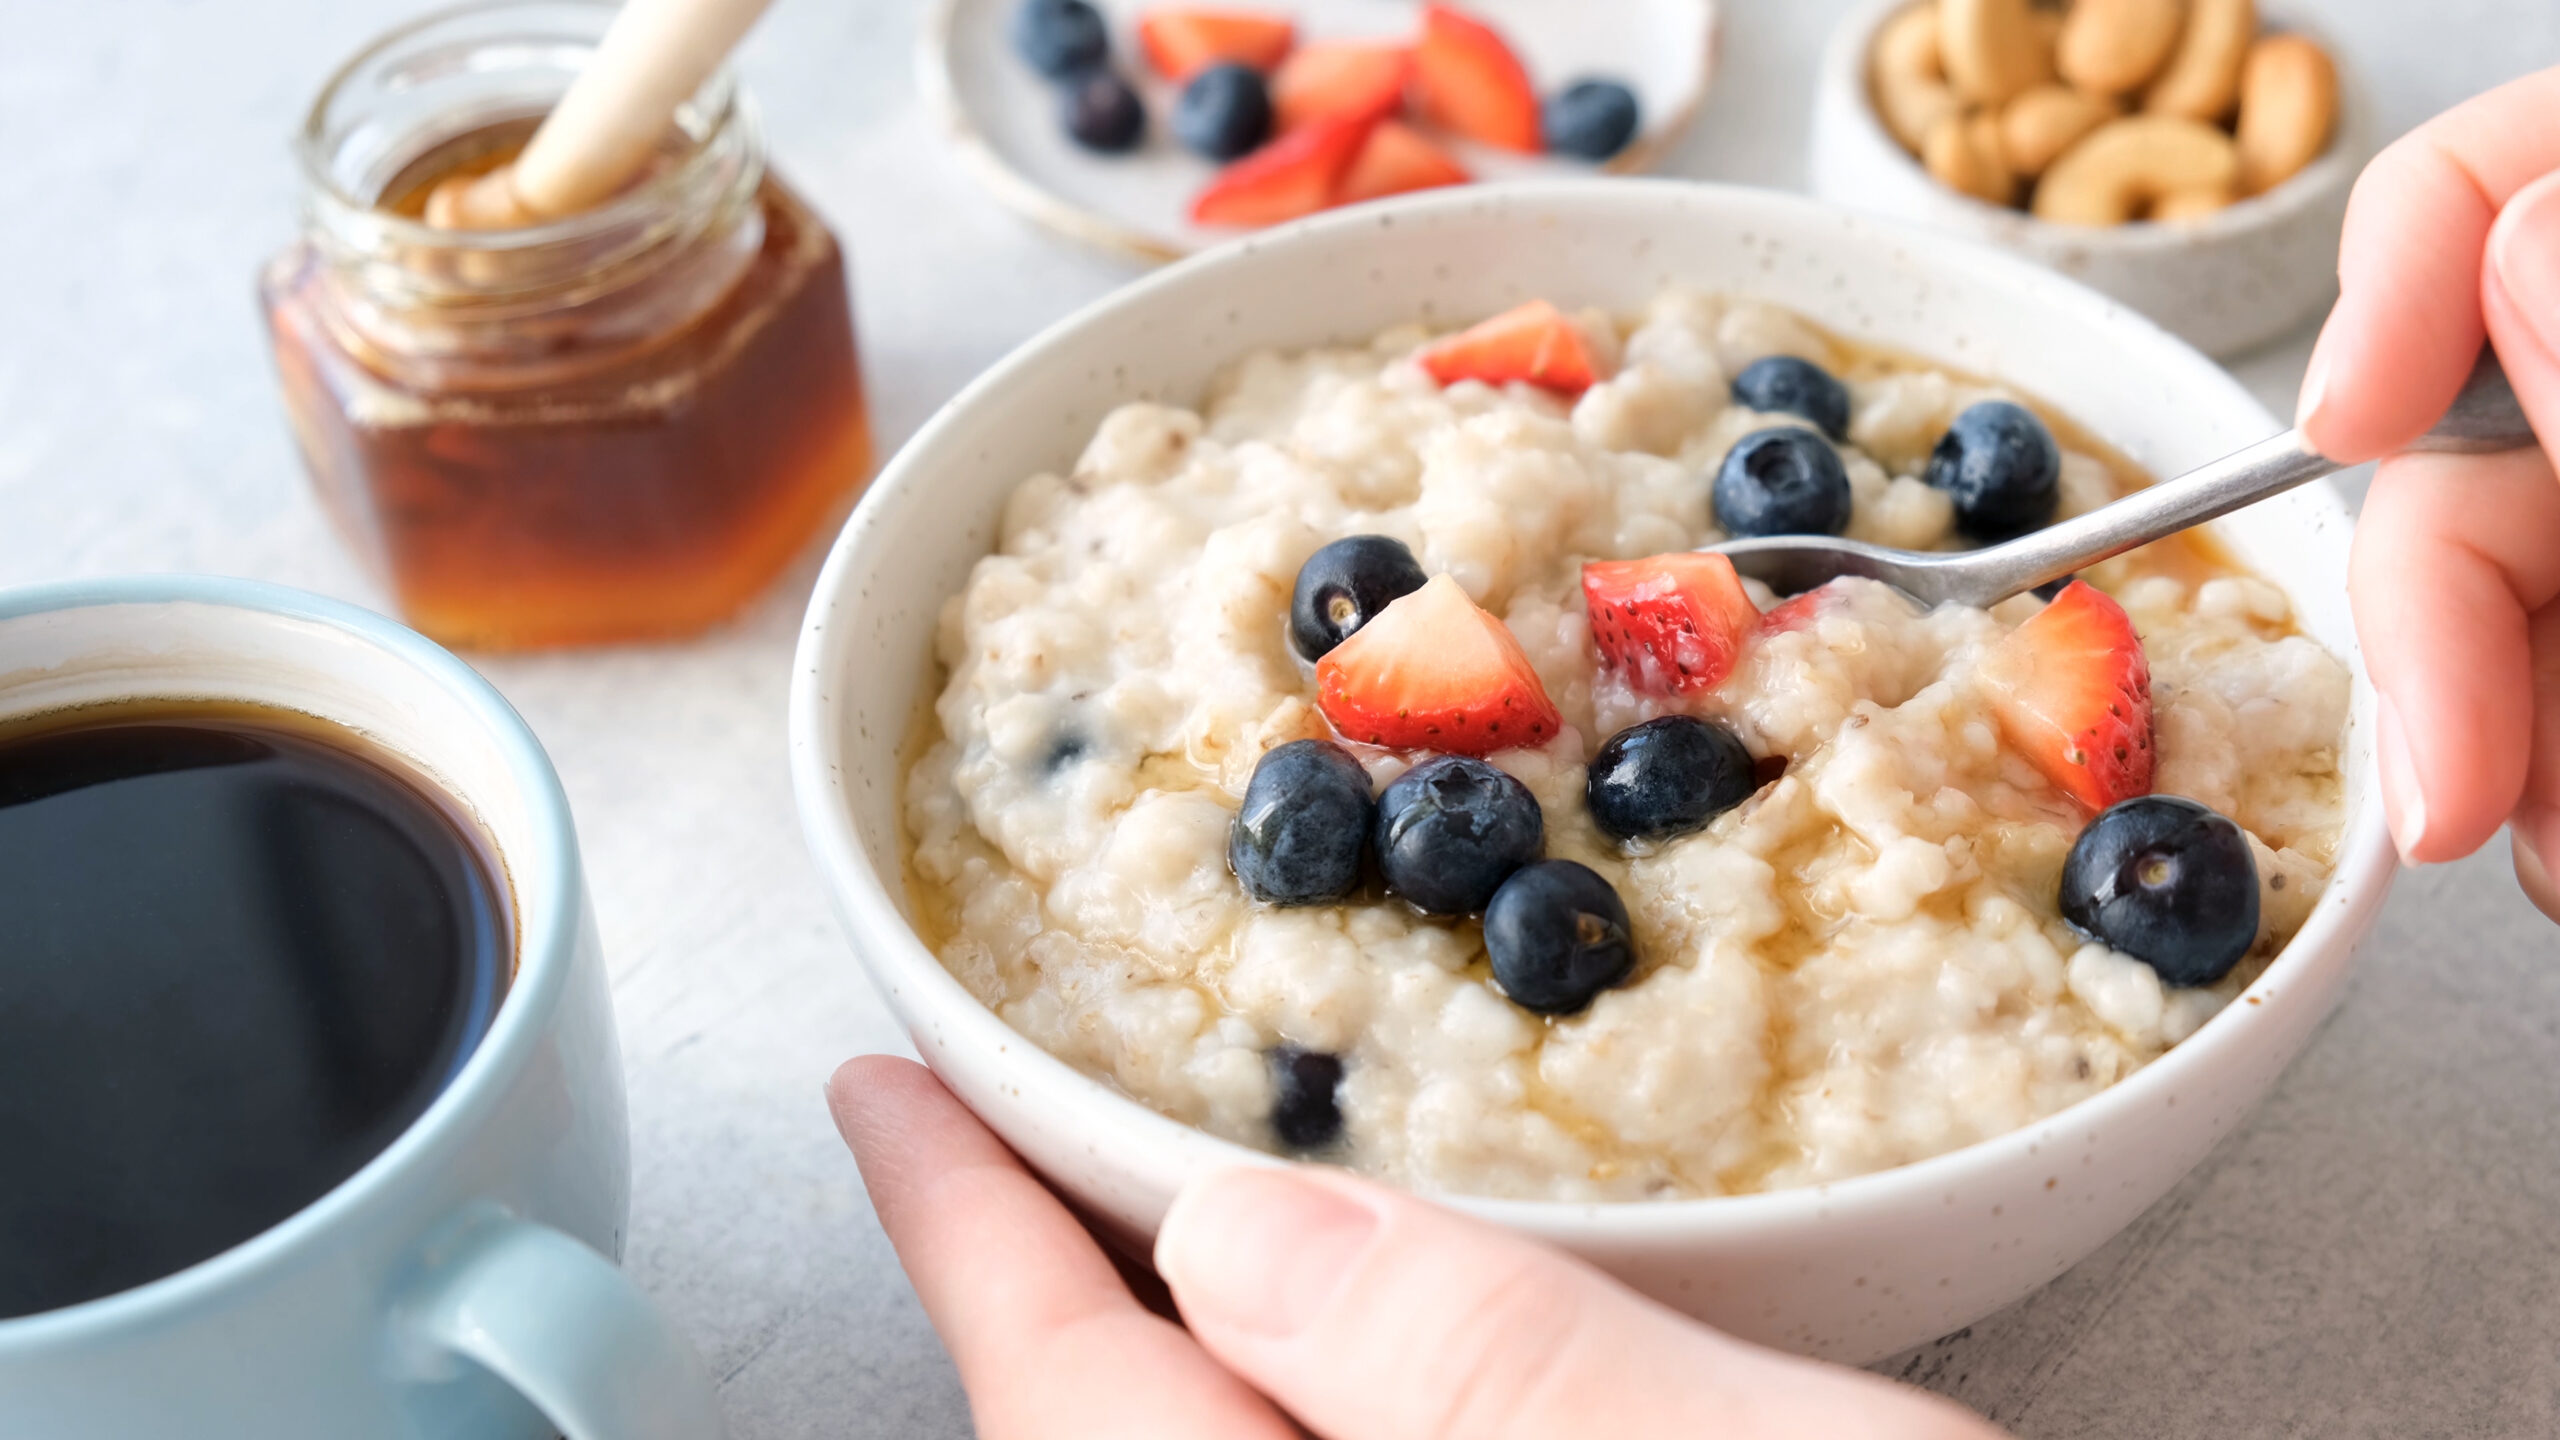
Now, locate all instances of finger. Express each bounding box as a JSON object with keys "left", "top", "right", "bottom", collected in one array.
[
  {"left": 2487, "top": 168, "right": 2560, "bottom": 460},
  {"left": 2519, "top": 831, "right": 2560, "bottom": 923},
  {"left": 2515, "top": 599, "right": 2560, "bottom": 923},
  {"left": 2350, "top": 446, "right": 2560, "bottom": 864},
  {"left": 2299, "top": 65, "right": 2560, "bottom": 460},
  {"left": 828, "top": 1057, "right": 1297, "bottom": 1440},
  {"left": 1156, "top": 1166, "right": 1997, "bottom": 1440}
]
